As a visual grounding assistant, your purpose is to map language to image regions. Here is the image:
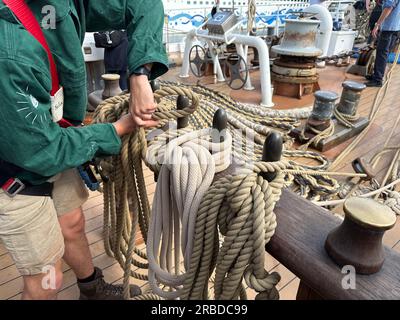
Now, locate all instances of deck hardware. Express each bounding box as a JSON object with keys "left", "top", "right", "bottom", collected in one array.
[
  {"left": 352, "top": 157, "right": 377, "bottom": 180},
  {"left": 271, "top": 19, "right": 322, "bottom": 99},
  {"left": 177, "top": 95, "right": 190, "bottom": 129},
  {"left": 212, "top": 108, "right": 228, "bottom": 143},
  {"left": 261, "top": 131, "right": 283, "bottom": 182},
  {"left": 306, "top": 91, "right": 338, "bottom": 133},
  {"left": 189, "top": 45, "right": 208, "bottom": 78},
  {"left": 311, "top": 91, "right": 339, "bottom": 121},
  {"left": 101, "top": 74, "right": 122, "bottom": 100},
  {"left": 224, "top": 53, "right": 249, "bottom": 90},
  {"left": 336, "top": 81, "right": 366, "bottom": 117},
  {"left": 88, "top": 74, "right": 122, "bottom": 110},
  {"left": 325, "top": 197, "right": 396, "bottom": 274}
]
